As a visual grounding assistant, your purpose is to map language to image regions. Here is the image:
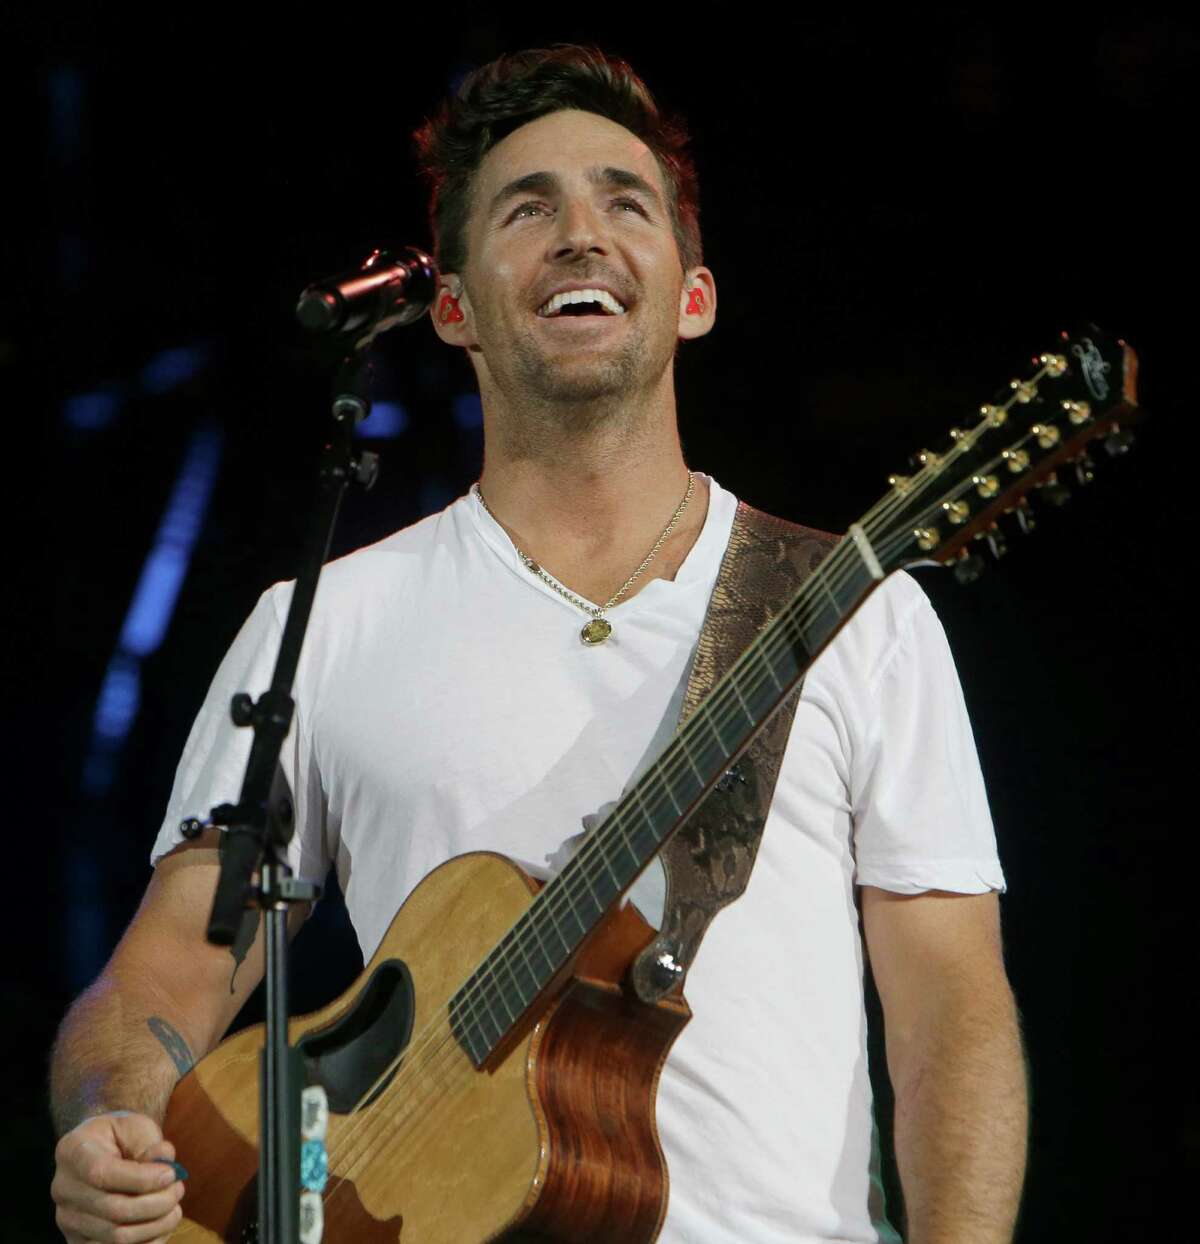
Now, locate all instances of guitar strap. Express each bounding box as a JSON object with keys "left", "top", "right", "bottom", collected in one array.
[{"left": 629, "top": 501, "right": 838, "bottom": 1004}]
